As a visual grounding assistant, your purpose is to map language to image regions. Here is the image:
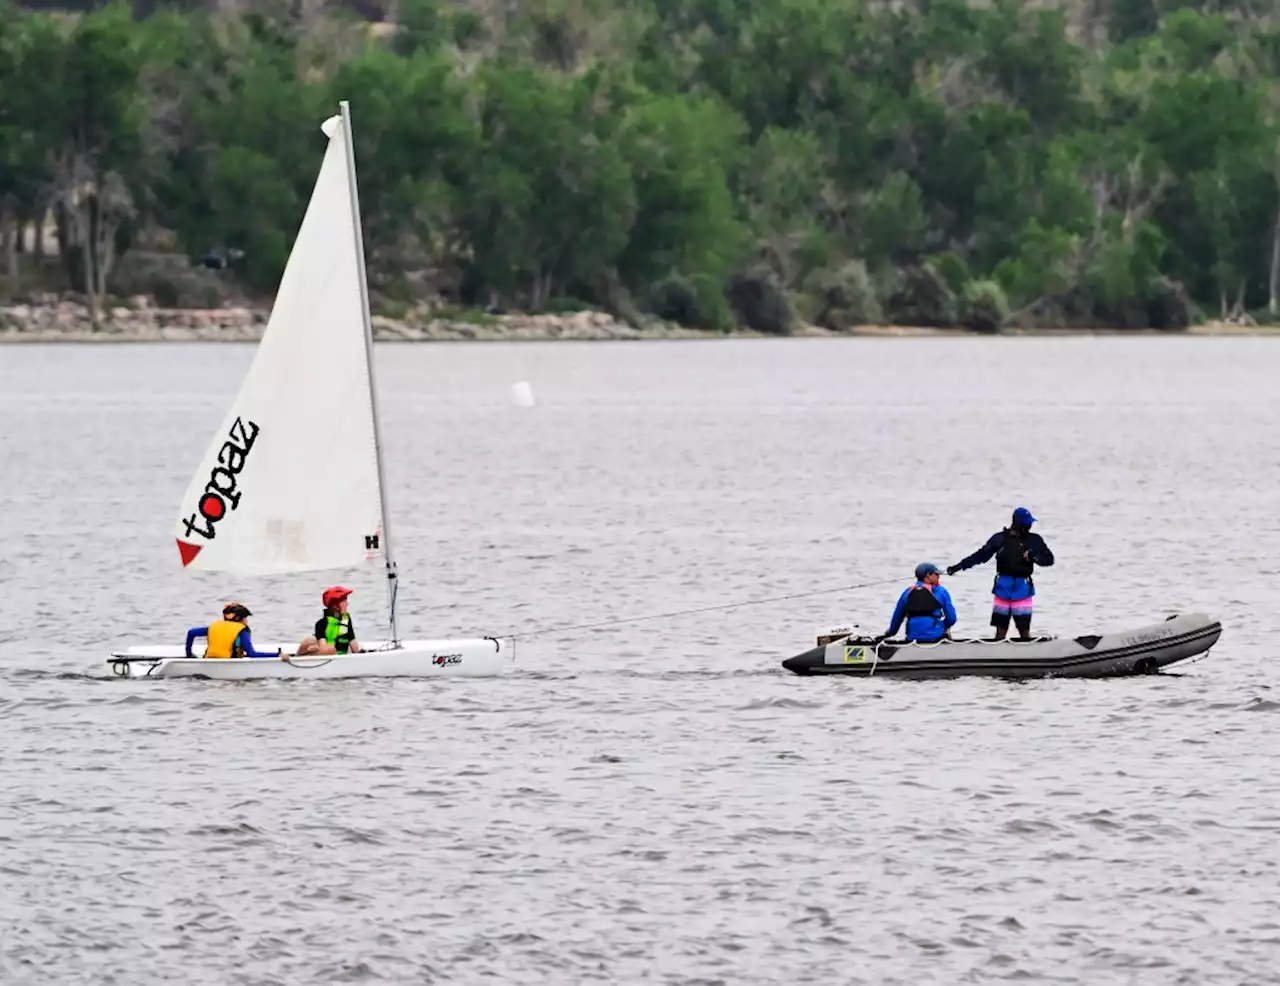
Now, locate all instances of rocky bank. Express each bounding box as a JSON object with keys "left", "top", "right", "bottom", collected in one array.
[
  {"left": 1, "top": 296, "right": 1273, "bottom": 341},
  {"left": 0, "top": 296, "right": 746, "bottom": 342}
]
